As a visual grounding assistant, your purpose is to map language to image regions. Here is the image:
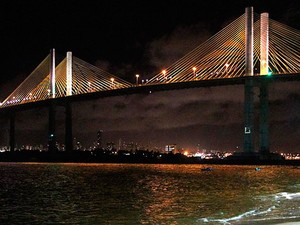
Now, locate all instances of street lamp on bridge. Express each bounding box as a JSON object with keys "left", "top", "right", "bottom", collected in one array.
[
  {"left": 87, "top": 81, "right": 91, "bottom": 92},
  {"left": 225, "top": 63, "right": 229, "bottom": 74},
  {"left": 110, "top": 77, "right": 115, "bottom": 89},
  {"left": 135, "top": 74, "right": 139, "bottom": 85},
  {"left": 192, "top": 67, "right": 197, "bottom": 77},
  {"left": 162, "top": 70, "right": 167, "bottom": 79}
]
